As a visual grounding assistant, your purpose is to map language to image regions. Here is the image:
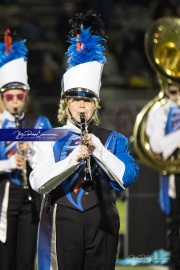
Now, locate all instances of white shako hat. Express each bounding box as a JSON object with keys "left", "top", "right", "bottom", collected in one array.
[
  {"left": 61, "top": 10, "right": 107, "bottom": 101},
  {"left": 0, "top": 29, "right": 30, "bottom": 93},
  {"left": 61, "top": 61, "right": 104, "bottom": 100}
]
